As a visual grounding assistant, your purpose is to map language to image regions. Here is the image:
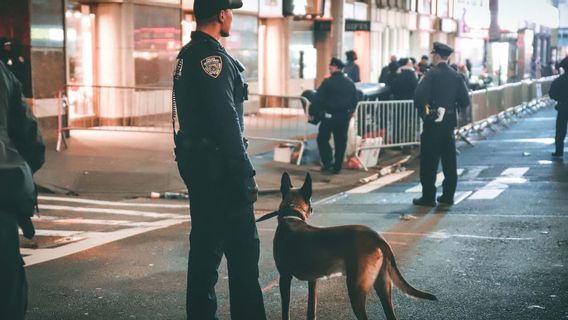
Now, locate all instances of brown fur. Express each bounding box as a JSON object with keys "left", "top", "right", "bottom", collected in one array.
[{"left": 257, "top": 172, "right": 437, "bottom": 320}]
